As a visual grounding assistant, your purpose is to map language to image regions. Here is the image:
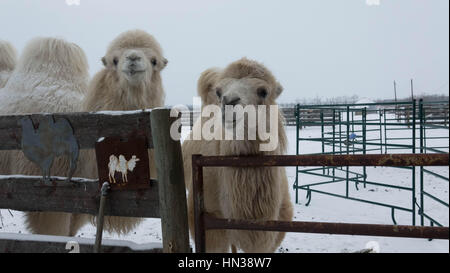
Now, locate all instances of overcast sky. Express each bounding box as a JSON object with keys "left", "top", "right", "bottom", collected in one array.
[{"left": 1, "top": 0, "right": 448, "bottom": 105}]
